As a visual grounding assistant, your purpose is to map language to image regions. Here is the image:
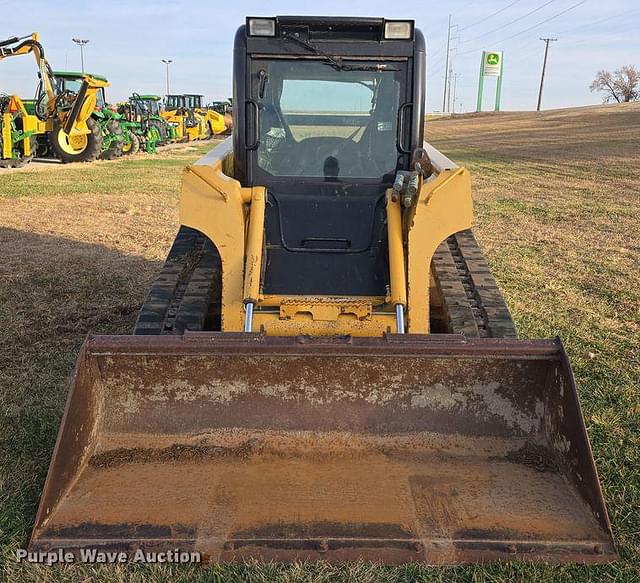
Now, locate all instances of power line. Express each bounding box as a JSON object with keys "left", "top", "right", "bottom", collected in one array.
[
  {"left": 459, "top": 0, "right": 525, "bottom": 31},
  {"left": 462, "top": 0, "right": 558, "bottom": 44},
  {"left": 478, "top": 4, "right": 622, "bottom": 66},
  {"left": 429, "top": 45, "right": 458, "bottom": 78},
  {"left": 503, "top": 7, "right": 634, "bottom": 59},
  {"left": 442, "top": 2, "right": 595, "bottom": 113},
  {"left": 553, "top": 7, "right": 639, "bottom": 36},
  {"left": 428, "top": 0, "right": 588, "bottom": 111},
  {"left": 462, "top": 0, "right": 609, "bottom": 72},
  {"left": 458, "top": 0, "right": 588, "bottom": 55},
  {"left": 498, "top": 0, "right": 587, "bottom": 43}
]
